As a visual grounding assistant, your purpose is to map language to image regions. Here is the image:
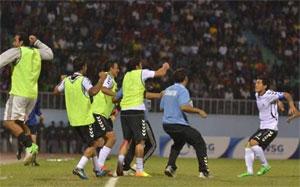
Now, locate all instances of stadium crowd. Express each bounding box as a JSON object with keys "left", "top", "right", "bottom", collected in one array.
[
  {"left": 1, "top": 1, "right": 299, "bottom": 100},
  {"left": 232, "top": 1, "right": 299, "bottom": 97}
]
